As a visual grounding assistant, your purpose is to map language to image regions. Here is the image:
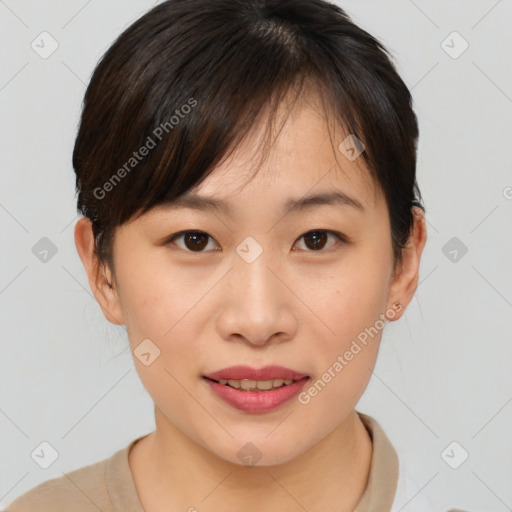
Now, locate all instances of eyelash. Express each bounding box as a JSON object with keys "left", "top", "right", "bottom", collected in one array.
[{"left": 165, "top": 229, "right": 347, "bottom": 253}]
